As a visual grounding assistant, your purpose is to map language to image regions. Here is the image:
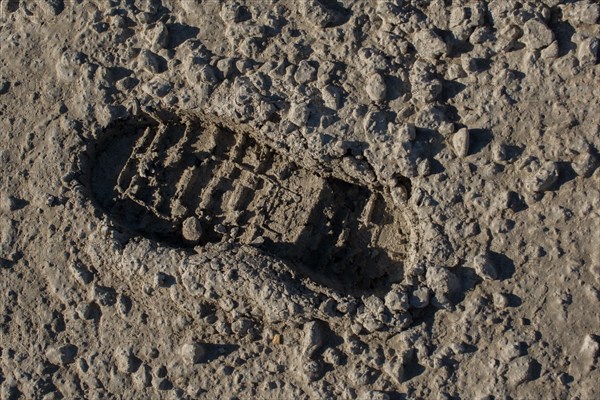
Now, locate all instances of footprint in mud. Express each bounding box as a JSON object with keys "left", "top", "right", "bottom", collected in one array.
[{"left": 85, "top": 110, "right": 412, "bottom": 296}]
